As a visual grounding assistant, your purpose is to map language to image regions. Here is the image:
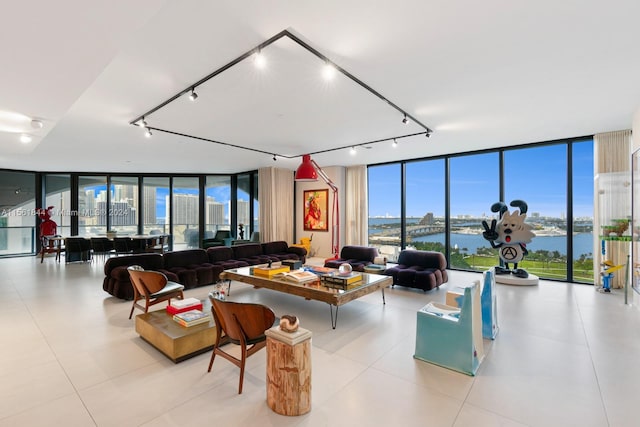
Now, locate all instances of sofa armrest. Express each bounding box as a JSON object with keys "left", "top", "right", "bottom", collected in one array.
[{"left": 287, "top": 246, "right": 307, "bottom": 259}]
